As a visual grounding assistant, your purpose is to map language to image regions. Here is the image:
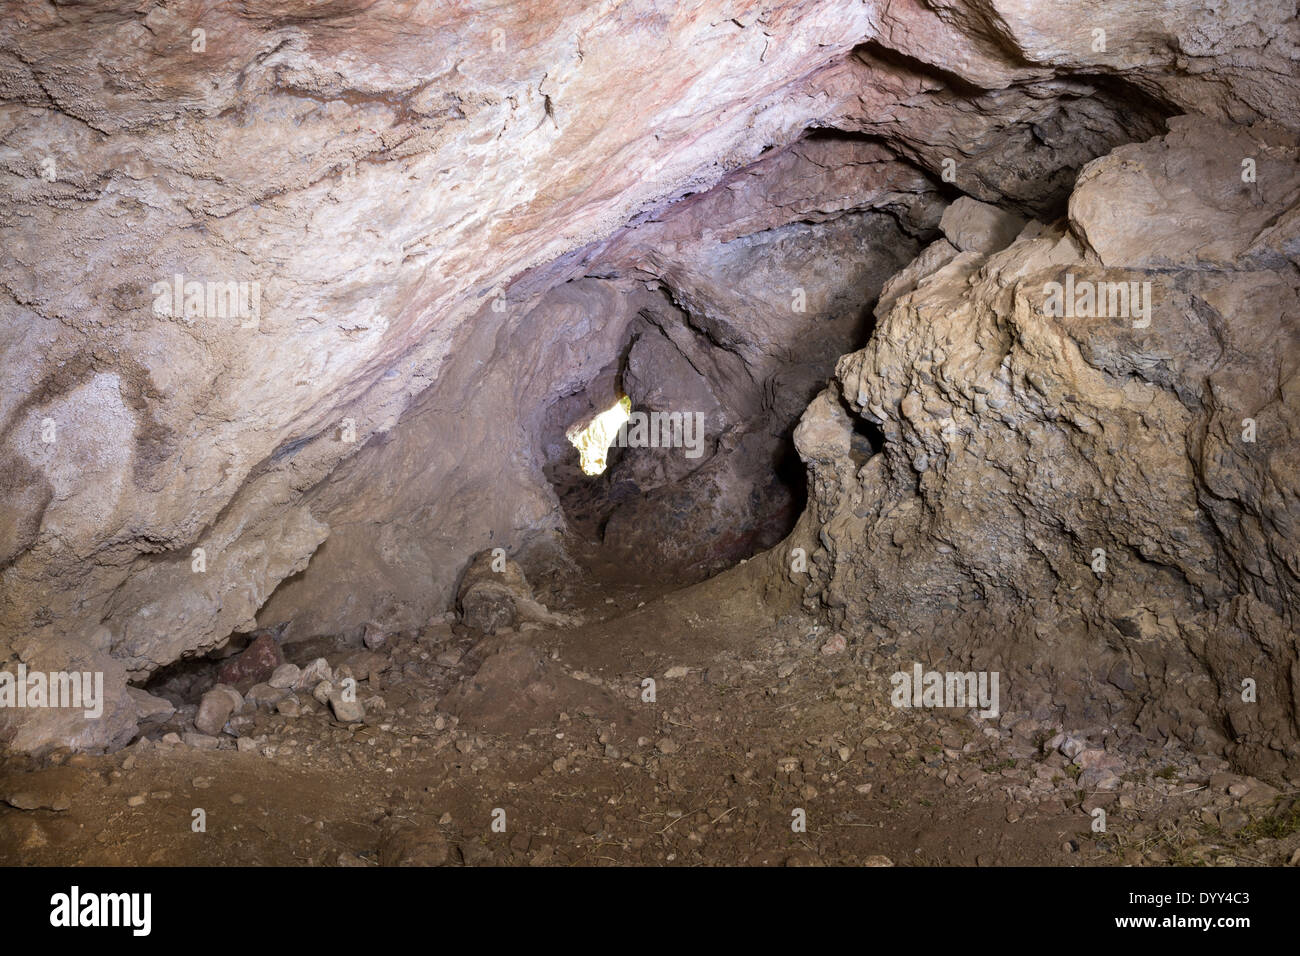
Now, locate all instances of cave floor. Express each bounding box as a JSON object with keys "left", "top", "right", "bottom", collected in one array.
[{"left": 2, "top": 566, "right": 1296, "bottom": 867}]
